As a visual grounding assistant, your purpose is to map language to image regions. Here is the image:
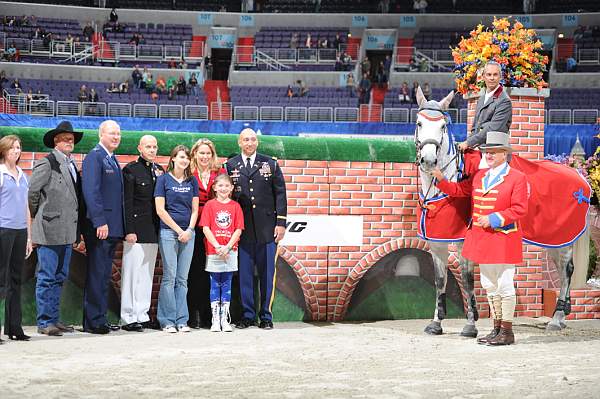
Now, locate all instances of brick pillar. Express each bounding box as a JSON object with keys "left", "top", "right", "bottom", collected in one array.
[{"left": 466, "top": 87, "right": 550, "bottom": 317}]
